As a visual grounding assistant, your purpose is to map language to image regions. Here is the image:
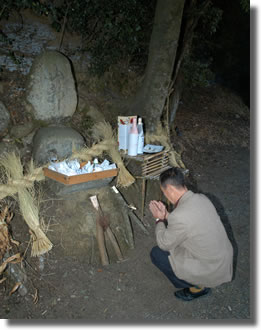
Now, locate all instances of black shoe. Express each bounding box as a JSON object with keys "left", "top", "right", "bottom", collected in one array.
[{"left": 174, "top": 287, "right": 211, "bottom": 301}]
